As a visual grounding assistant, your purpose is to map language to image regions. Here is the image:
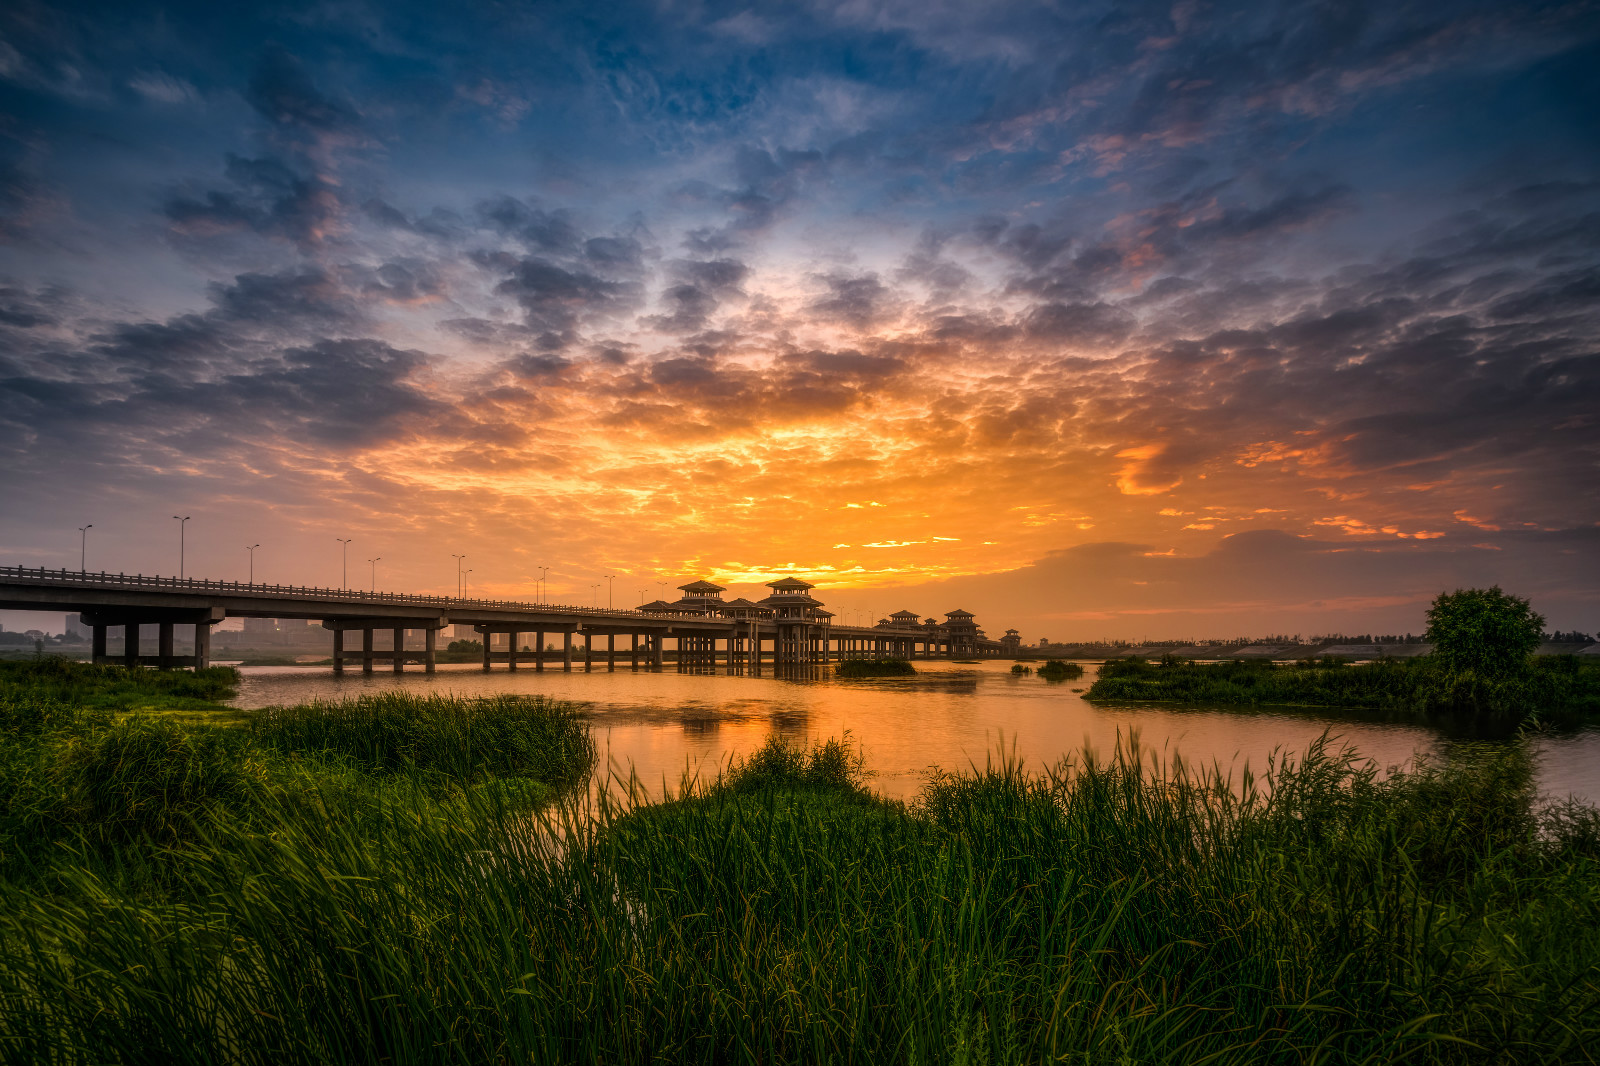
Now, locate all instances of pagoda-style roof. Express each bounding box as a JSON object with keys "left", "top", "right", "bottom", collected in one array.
[
  {"left": 811, "top": 609, "right": 834, "bottom": 619},
  {"left": 669, "top": 597, "right": 711, "bottom": 612},
  {"left": 766, "top": 576, "right": 815, "bottom": 591},
  {"left": 923, "top": 618, "right": 939, "bottom": 625},
  {"left": 638, "top": 599, "right": 677, "bottom": 613},
  {"left": 758, "top": 592, "right": 822, "bottom": 608},
  {"left": 677, "top": 579, "right": 726, "bottom": 593},
  {"left": 723, "top": 597, "right": 759, "bottom": 608},
  {"left": 945, "top": 609, "right": 976, "bottom": 619},
  {"left": 889, "top": 609, "right": 920, "bottom": 621}
]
